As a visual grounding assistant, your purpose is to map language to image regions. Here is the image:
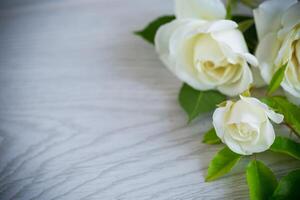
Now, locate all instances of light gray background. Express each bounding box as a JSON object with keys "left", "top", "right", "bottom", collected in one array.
[{"left": 0, "top": 0, "right": 298, "bottom": 199}]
